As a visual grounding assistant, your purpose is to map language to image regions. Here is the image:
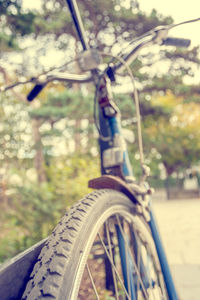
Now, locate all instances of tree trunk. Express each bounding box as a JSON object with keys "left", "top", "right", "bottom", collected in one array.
[
  {"left": 164, "top": 176, "right": 170, "bottom": 200},
  {"left": 163, "top": 162, "right": 175, "bottom": 200},
  {"left": 74, "top": 119, "right": 81, "bottom": 152},
  {"left": 72, "top": 40, "right": 82, "bottom": 152},
  {"left": 32, "top": 118, "right": 46, "bottom": 183}
]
